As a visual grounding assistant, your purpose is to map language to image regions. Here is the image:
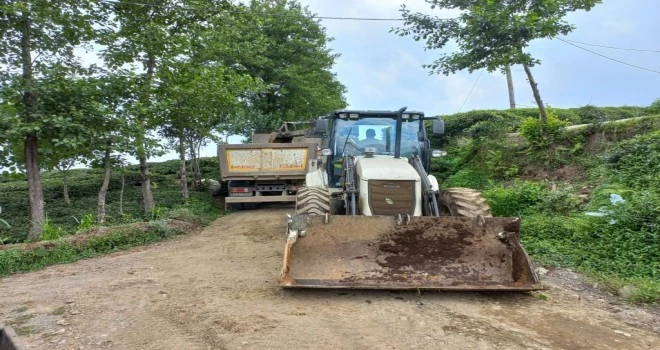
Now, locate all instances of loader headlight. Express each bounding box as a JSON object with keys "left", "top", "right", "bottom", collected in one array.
[
  {"left": 432, "top": 150, "right": 447, "bottom": 157},
  {"left": 319, "top": 148, "right": 332, "bottom": 156}
]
